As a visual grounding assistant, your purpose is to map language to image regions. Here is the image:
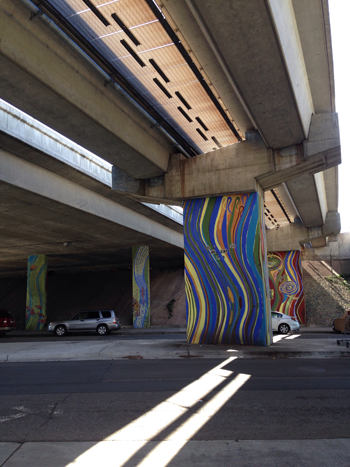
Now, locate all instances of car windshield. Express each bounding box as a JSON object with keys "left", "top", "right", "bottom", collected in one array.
[{"left": 0, "top": 310, "right": 13, "bottom": 318}]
